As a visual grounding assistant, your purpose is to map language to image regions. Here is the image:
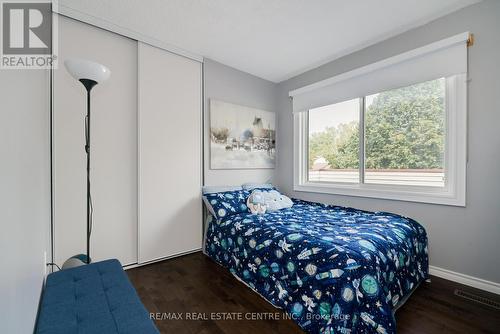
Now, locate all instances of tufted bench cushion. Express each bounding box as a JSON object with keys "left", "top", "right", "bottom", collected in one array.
[{"left": 36, "top": 259, "right": 159, "bottom": 334}]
